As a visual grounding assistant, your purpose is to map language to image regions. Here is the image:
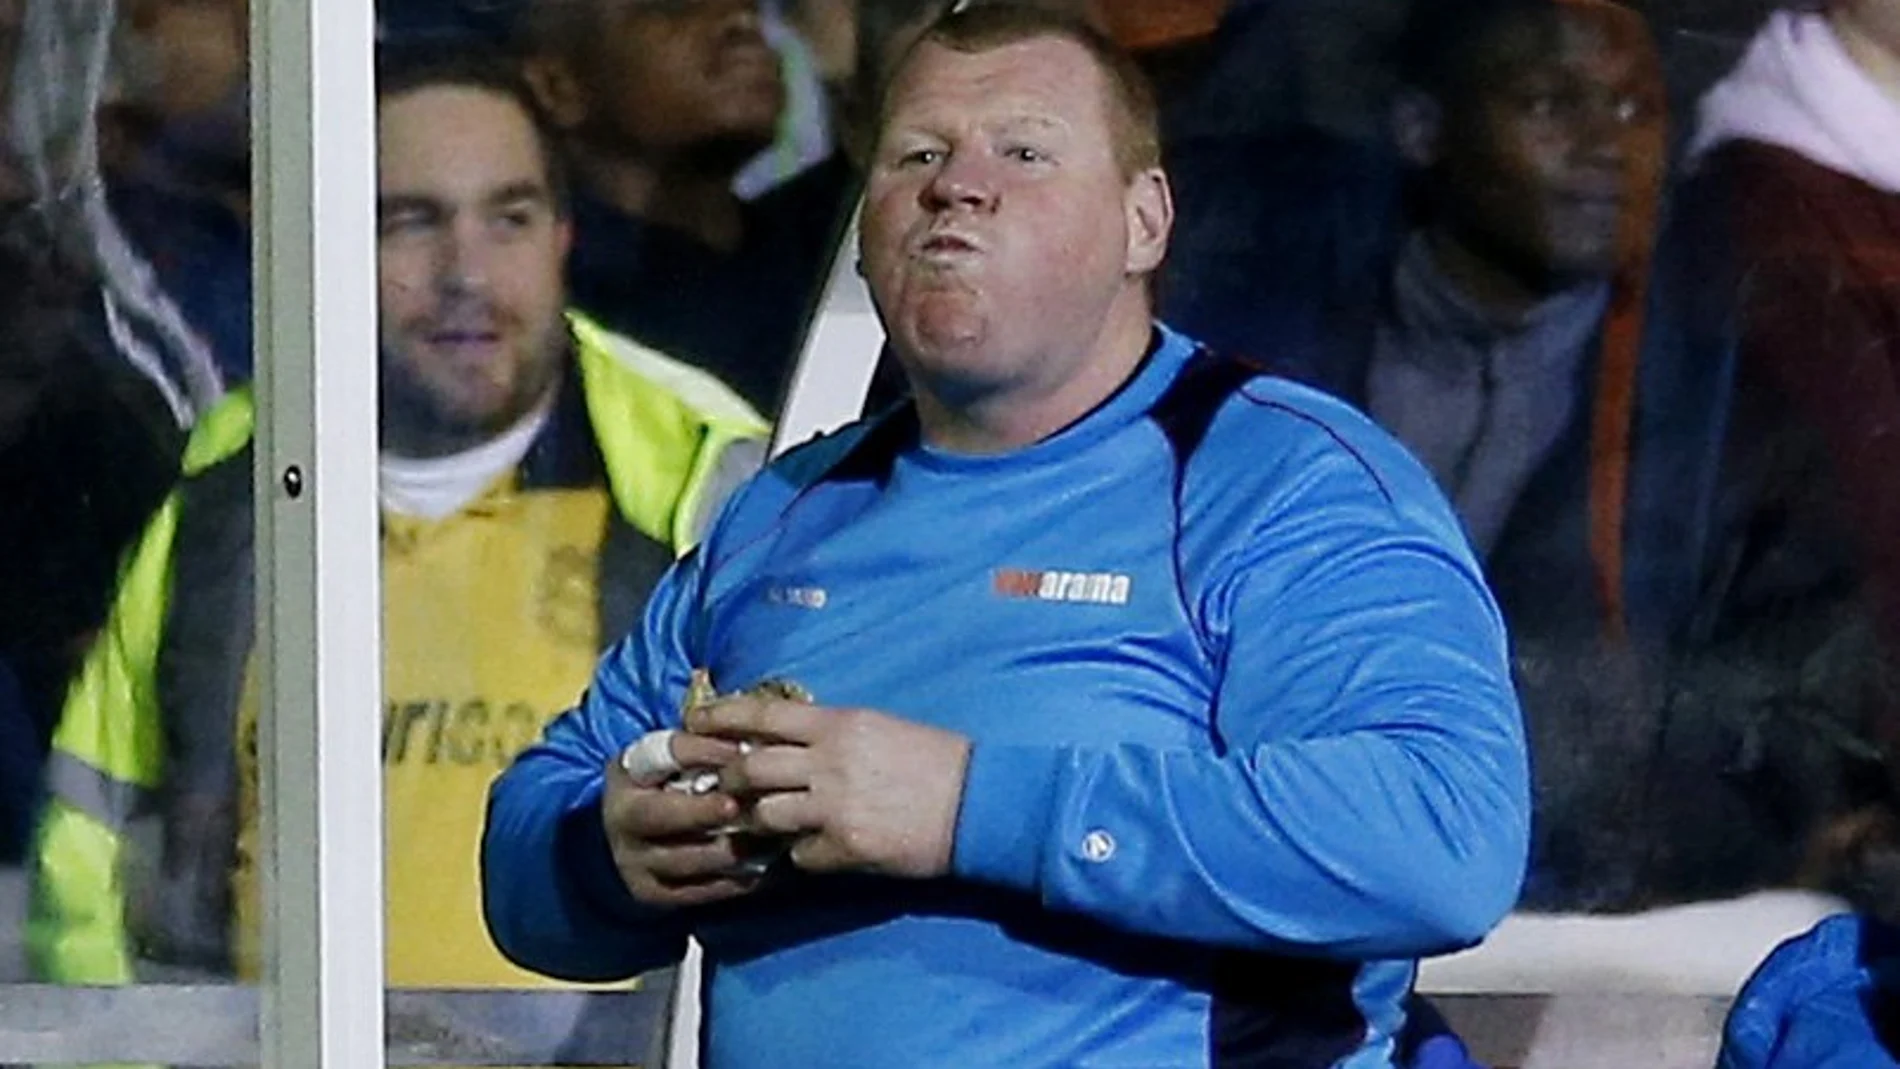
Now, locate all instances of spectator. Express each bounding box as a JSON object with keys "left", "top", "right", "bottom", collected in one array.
[
  {"left": 1679, "top": 0, "right": 1900, "bottom": 914},
  {"left": 732, "top": 1, "right": 838, "bottom": 199},
  {"left": 1153, "top": 0, "right": 1413, "bottom": 147},
  {"left": 1162, "top": 0, "right": 1777, "bottom": 912},
  {"left": 520, "top": 0, "right": 854, "bottom": 413},
  {"left": 101, "top": 0, "right": 254, "bottom": 383},
  {"left": 26, "top": 49, "right": 766, "bottom": 1067},
  {"left": 0, "top": 203, "right": 182, "bottom": 866},
  {"left": 0, "top": 0, "right": 184, "bottom": 865},
  {"left": 482, "top": 7, "right": 1528, "bottom": 1067}
]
